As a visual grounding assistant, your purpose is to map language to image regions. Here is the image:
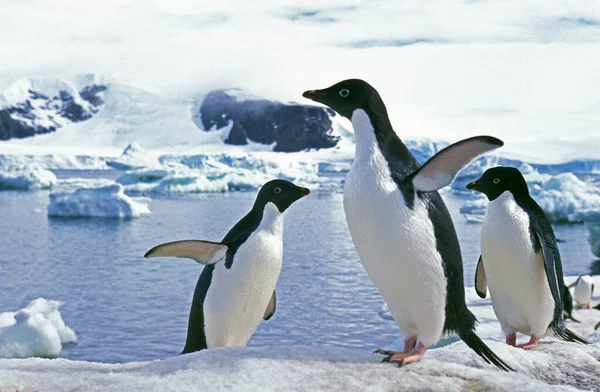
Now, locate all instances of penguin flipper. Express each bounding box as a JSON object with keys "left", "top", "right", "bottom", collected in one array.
[
  {"left": 406, "top": 136, "right": 504, "bottom": 192},
  {"left": 263, "top": 291, "right": 276, "bottom": 321},
  {"left": 475, "top": 255, "right": 487, "bottom": 299},
  {"left": 595, "top": 321, "right": 600, "bottom": 330},
  {"left": 535, "top": 231, "right": 562, "bottom": 317},
  {"left": 144, "top": 240, "right": 228, "bottom": 264}
]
